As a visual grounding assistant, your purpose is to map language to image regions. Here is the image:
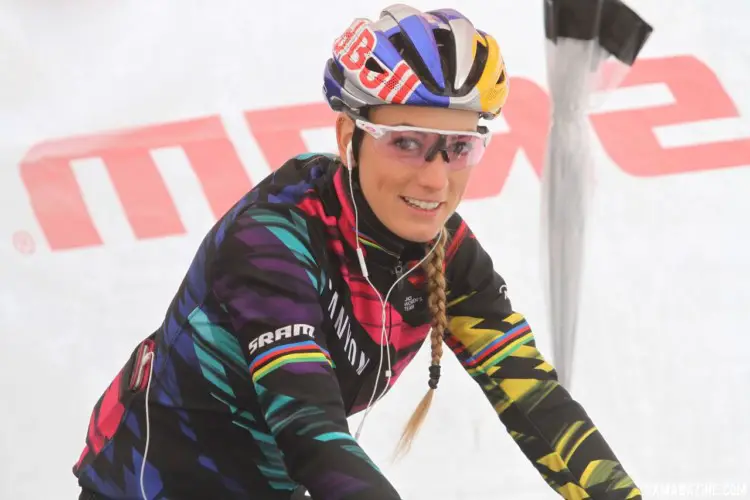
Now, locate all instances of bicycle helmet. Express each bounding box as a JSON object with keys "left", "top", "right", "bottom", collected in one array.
[{"left": 323, "top": 4, "right": 509, "bottom": 120}]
